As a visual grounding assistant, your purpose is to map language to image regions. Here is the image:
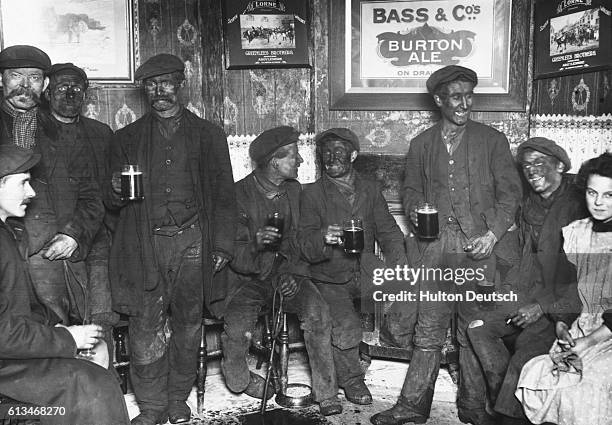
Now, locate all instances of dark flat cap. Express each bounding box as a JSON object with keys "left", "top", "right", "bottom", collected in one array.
[
  {"left": 0, "top": 144, "right": 41, "bottom": 179},
  {"left": 315, "top": 128, "right": 360, "bottom": 152},
  {"left": 0, "top": 45, "right": 51, "bottom": 71},
  {"left": 517, "top": 137, "right": 571, "bottom": 172},
  {"left": 135, "top": 54, "right": 184, "bottom": 81},
  {"left": 249, "top": 126, "right": 300, "bottom": 164},
  {"left": 48, "top": 63, "right": 89, "bottom": 88},
  {"left": 426, "top": 65, "right": 478, "bottom": 94}
]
